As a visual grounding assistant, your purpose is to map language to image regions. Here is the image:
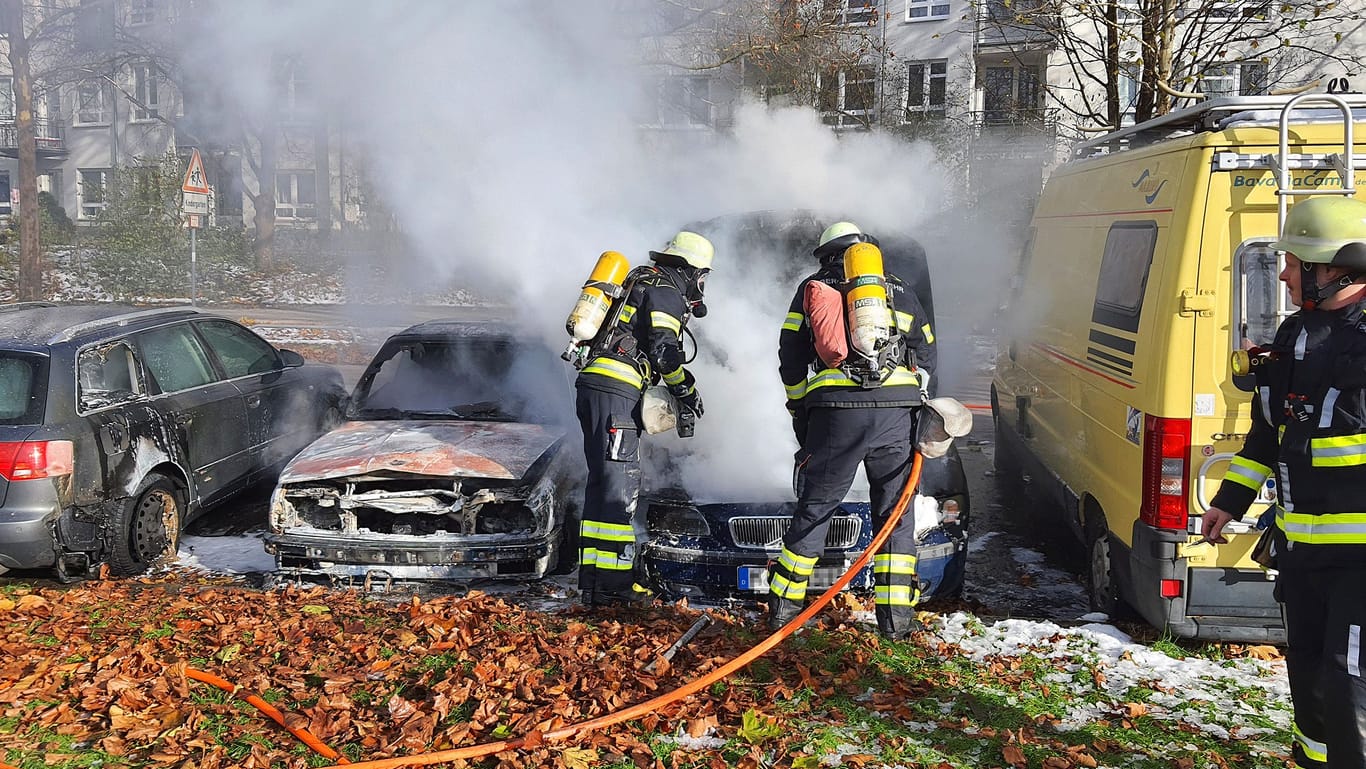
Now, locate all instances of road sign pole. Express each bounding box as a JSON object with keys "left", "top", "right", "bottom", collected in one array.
[{"left": 190, "top": 225, "right": 197, "bottom": 306}]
